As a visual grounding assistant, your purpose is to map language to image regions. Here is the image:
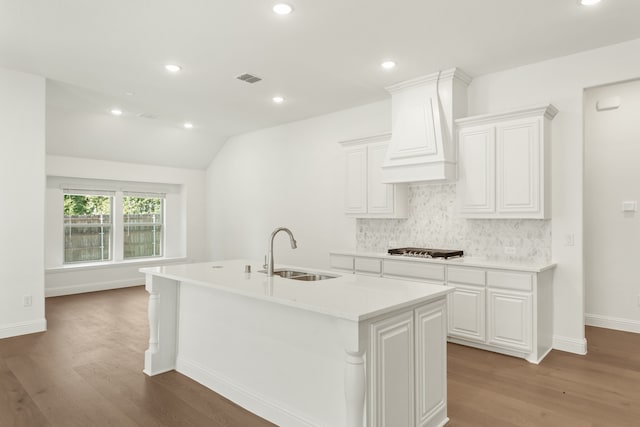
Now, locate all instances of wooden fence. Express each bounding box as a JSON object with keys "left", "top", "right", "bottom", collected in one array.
[{"left": 64, "top": 214, "right": 162, "bottom": 263}]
